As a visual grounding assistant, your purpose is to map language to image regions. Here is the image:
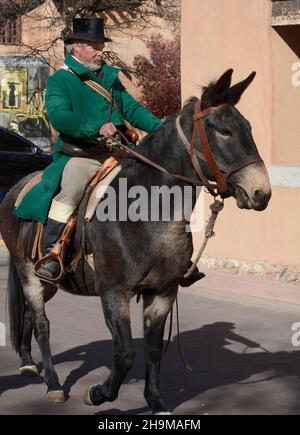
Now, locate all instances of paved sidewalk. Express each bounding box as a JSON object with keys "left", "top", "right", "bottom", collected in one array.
[
  {"left": 1, "top": 244, "right": 300, "bottom": 415},
  {"left": 191, "top": 264, "right": 300, "bottom": 306}
]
